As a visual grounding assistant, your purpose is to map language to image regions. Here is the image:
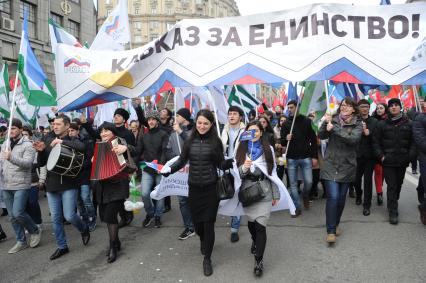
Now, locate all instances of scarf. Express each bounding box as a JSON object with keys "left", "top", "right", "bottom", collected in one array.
[
  {"left": 339, "top": 113, "right": 353, "bottom": 125},
  {"left": 391, "top": 112, "right": 403, "bottom": 121},
  {"left": 248, "top": 140, "right": 263, "bottom": 161}
]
